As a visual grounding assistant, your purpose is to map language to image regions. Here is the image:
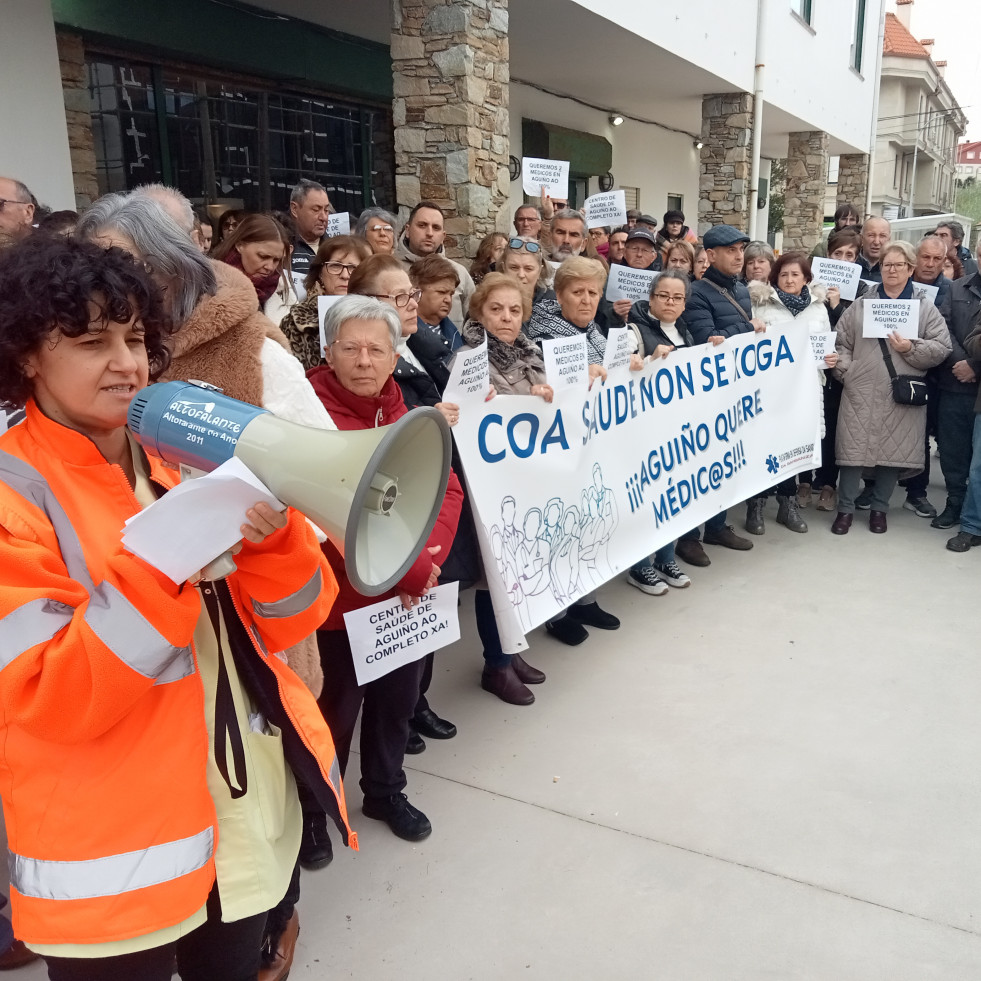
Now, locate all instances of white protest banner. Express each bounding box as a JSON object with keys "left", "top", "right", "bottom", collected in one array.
[
  {"left": 521, "top": 157, "right": 569, "bottom": 199},
  {"left": 603, "top": 326, "right": 634, "bottom": 374},
  {"left": 912, "top": 280, "right": 939, "bottom": 304},
  {"left": 584, "top": 190, "right": 627, "bottom": 229},
  {"left": 862, "top": 299, "right": 919, "bottom": 340},
  {"left": 811, "top": 257, "right": 862, "bottom": 301},
  {"left": 327, "top": 212, "right": 351, "bottom": 236},
  {"left": 317, "top": 295, "right": 345, "bottom": 355},
  {"left": 606, "top": 264, "right": 658, "bottom": 302},
  {"left": 344, "top": 582, "right": 460, "bottom": 686},
  {"left": 809, "top": 331, "right": 836, "bottom": 368},
  {"left": 444, "top": 339, "right": 490, "bottom": 405},
  {"left": 541, "top": 335, "right": 589, "bottom": 391},
  {"left": 452, "top": 327, "right": 820, "bottom": 647}
]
